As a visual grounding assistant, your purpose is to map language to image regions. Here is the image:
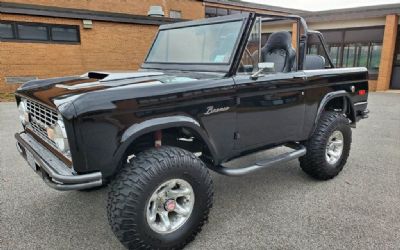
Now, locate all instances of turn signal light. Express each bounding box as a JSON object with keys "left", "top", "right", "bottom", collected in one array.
[{"left": 358, "top": 89, "right": 366, "bottom": 95}]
